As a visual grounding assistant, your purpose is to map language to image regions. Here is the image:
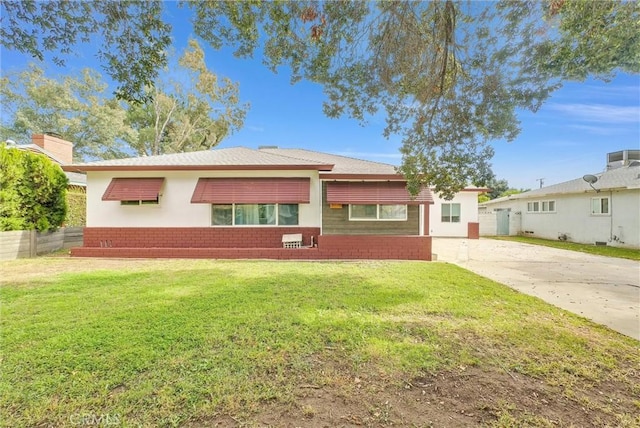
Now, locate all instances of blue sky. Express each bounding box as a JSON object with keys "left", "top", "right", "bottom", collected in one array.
[{"left": 1, "top": 2, "right": 638, "bottom": 190}]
